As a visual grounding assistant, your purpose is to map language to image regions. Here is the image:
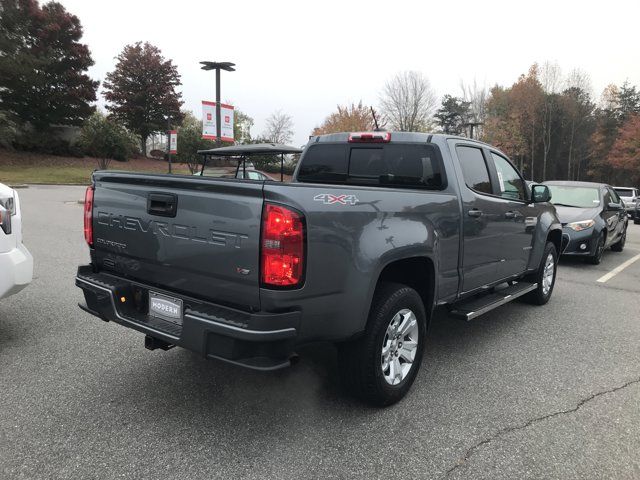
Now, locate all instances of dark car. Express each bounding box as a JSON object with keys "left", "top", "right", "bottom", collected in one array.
[
  {"left": 544, "top": 181, "right": 628, "bottom": 264},
  {"left": 635, "top": 197, "right": 640, "bottom": 225}
]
